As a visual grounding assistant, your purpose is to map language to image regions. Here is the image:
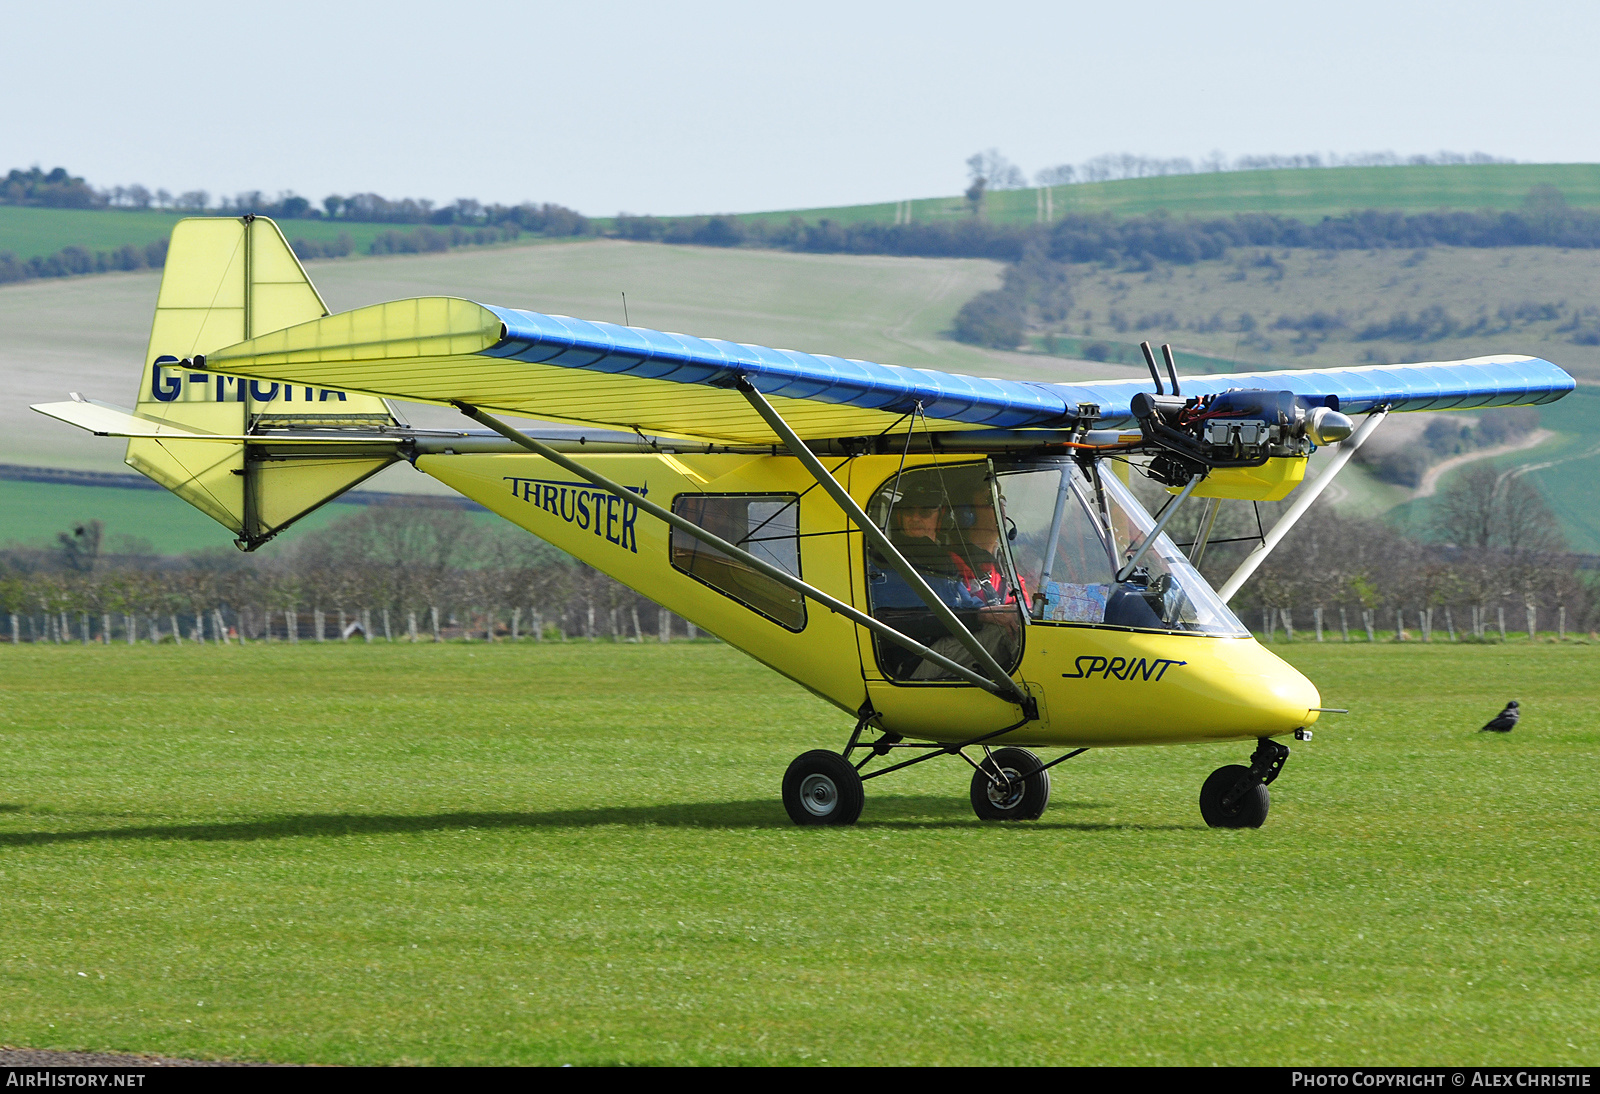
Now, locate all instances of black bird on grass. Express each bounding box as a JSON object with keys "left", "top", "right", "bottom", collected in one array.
[{"left": 1480, "top": 700, "right": 1520, "bottom": 732}]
